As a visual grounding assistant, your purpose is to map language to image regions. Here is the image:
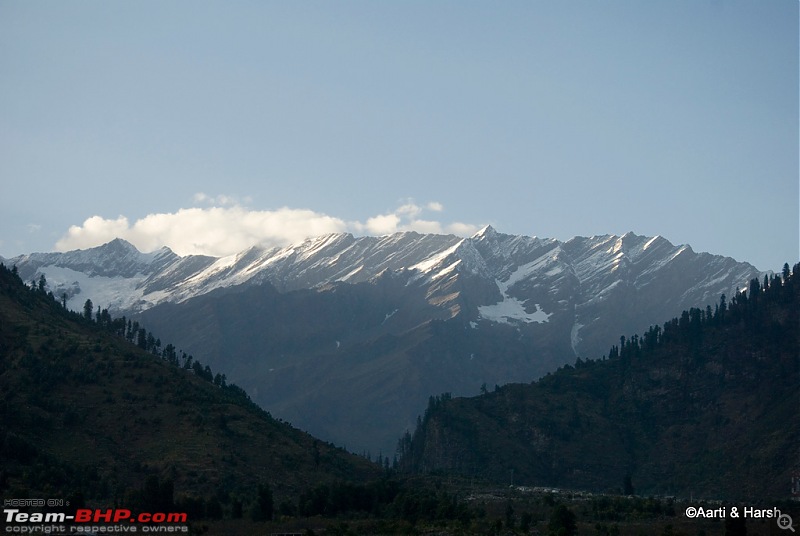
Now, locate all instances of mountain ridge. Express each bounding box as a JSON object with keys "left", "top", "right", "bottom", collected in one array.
[
  {"left": 7, "top": 230, "right": 764, "bottom": 453},
  {"left": 7, "top": 228, "right": 761, "bottom": 323}
]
